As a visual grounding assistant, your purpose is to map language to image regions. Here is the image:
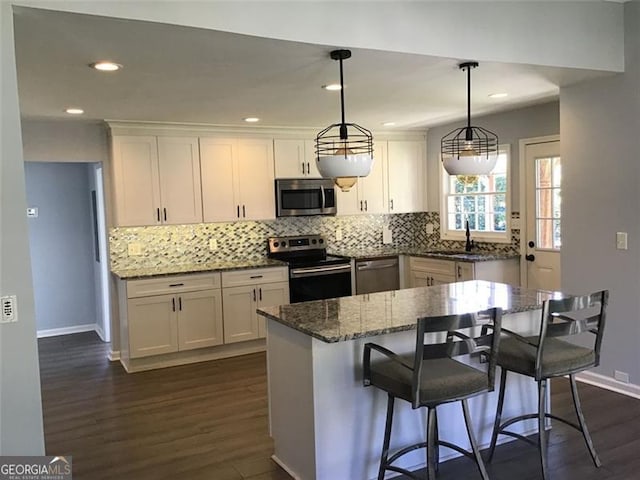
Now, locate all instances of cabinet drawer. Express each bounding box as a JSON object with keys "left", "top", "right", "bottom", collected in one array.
[
  {"left": 409, "top": 257, "right": 456, "bottom": 276},
  {"left": 127, "top": 272, "right": 221, "bottom": 298},
  {"left": 221, "top": 267, "right": 288, "bottom": 288}
]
